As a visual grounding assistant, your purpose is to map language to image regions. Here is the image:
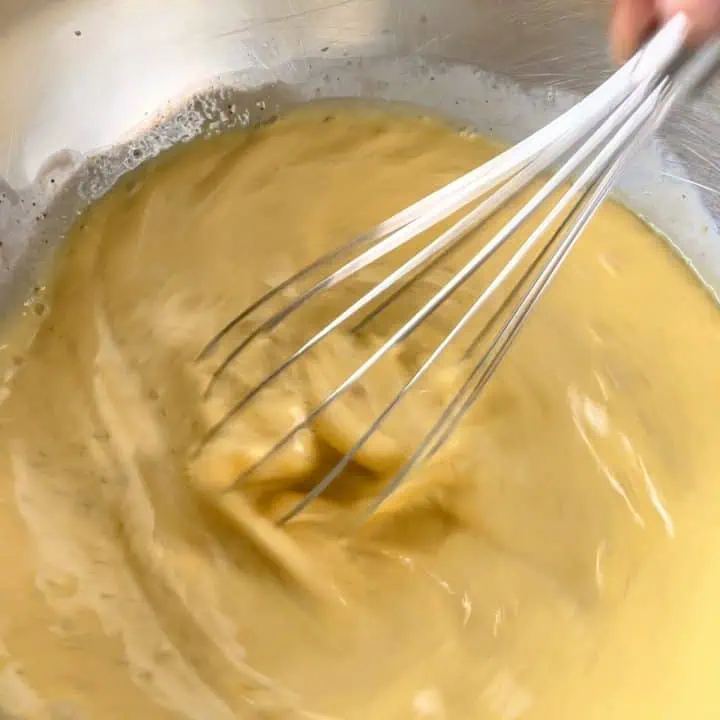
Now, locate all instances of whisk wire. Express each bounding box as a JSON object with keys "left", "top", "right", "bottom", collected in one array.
[
  {"left": 196, "top": 15, "right": 720, "bottom": 523},
  {"left": 198, "top": 15, "right": 686, "bottom": 372},
  {"left": 202, "top": 74, "right": 660, "bottom": 457},
  {"left": 277, "top": 81, "right": 666, "bottom": 523}
]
